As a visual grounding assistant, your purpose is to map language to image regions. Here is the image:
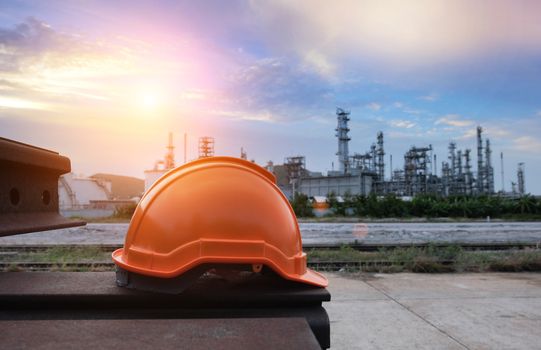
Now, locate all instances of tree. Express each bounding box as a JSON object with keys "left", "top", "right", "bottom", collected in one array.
[
  {"left": 326, "top": 191, "right": 344, "bottom": 215},
  {"left": 517, "top": 194, "right": 536, "bottom": 214},
  {"left": 290, "top": 193, "right": 314, "bottom": 217}
]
